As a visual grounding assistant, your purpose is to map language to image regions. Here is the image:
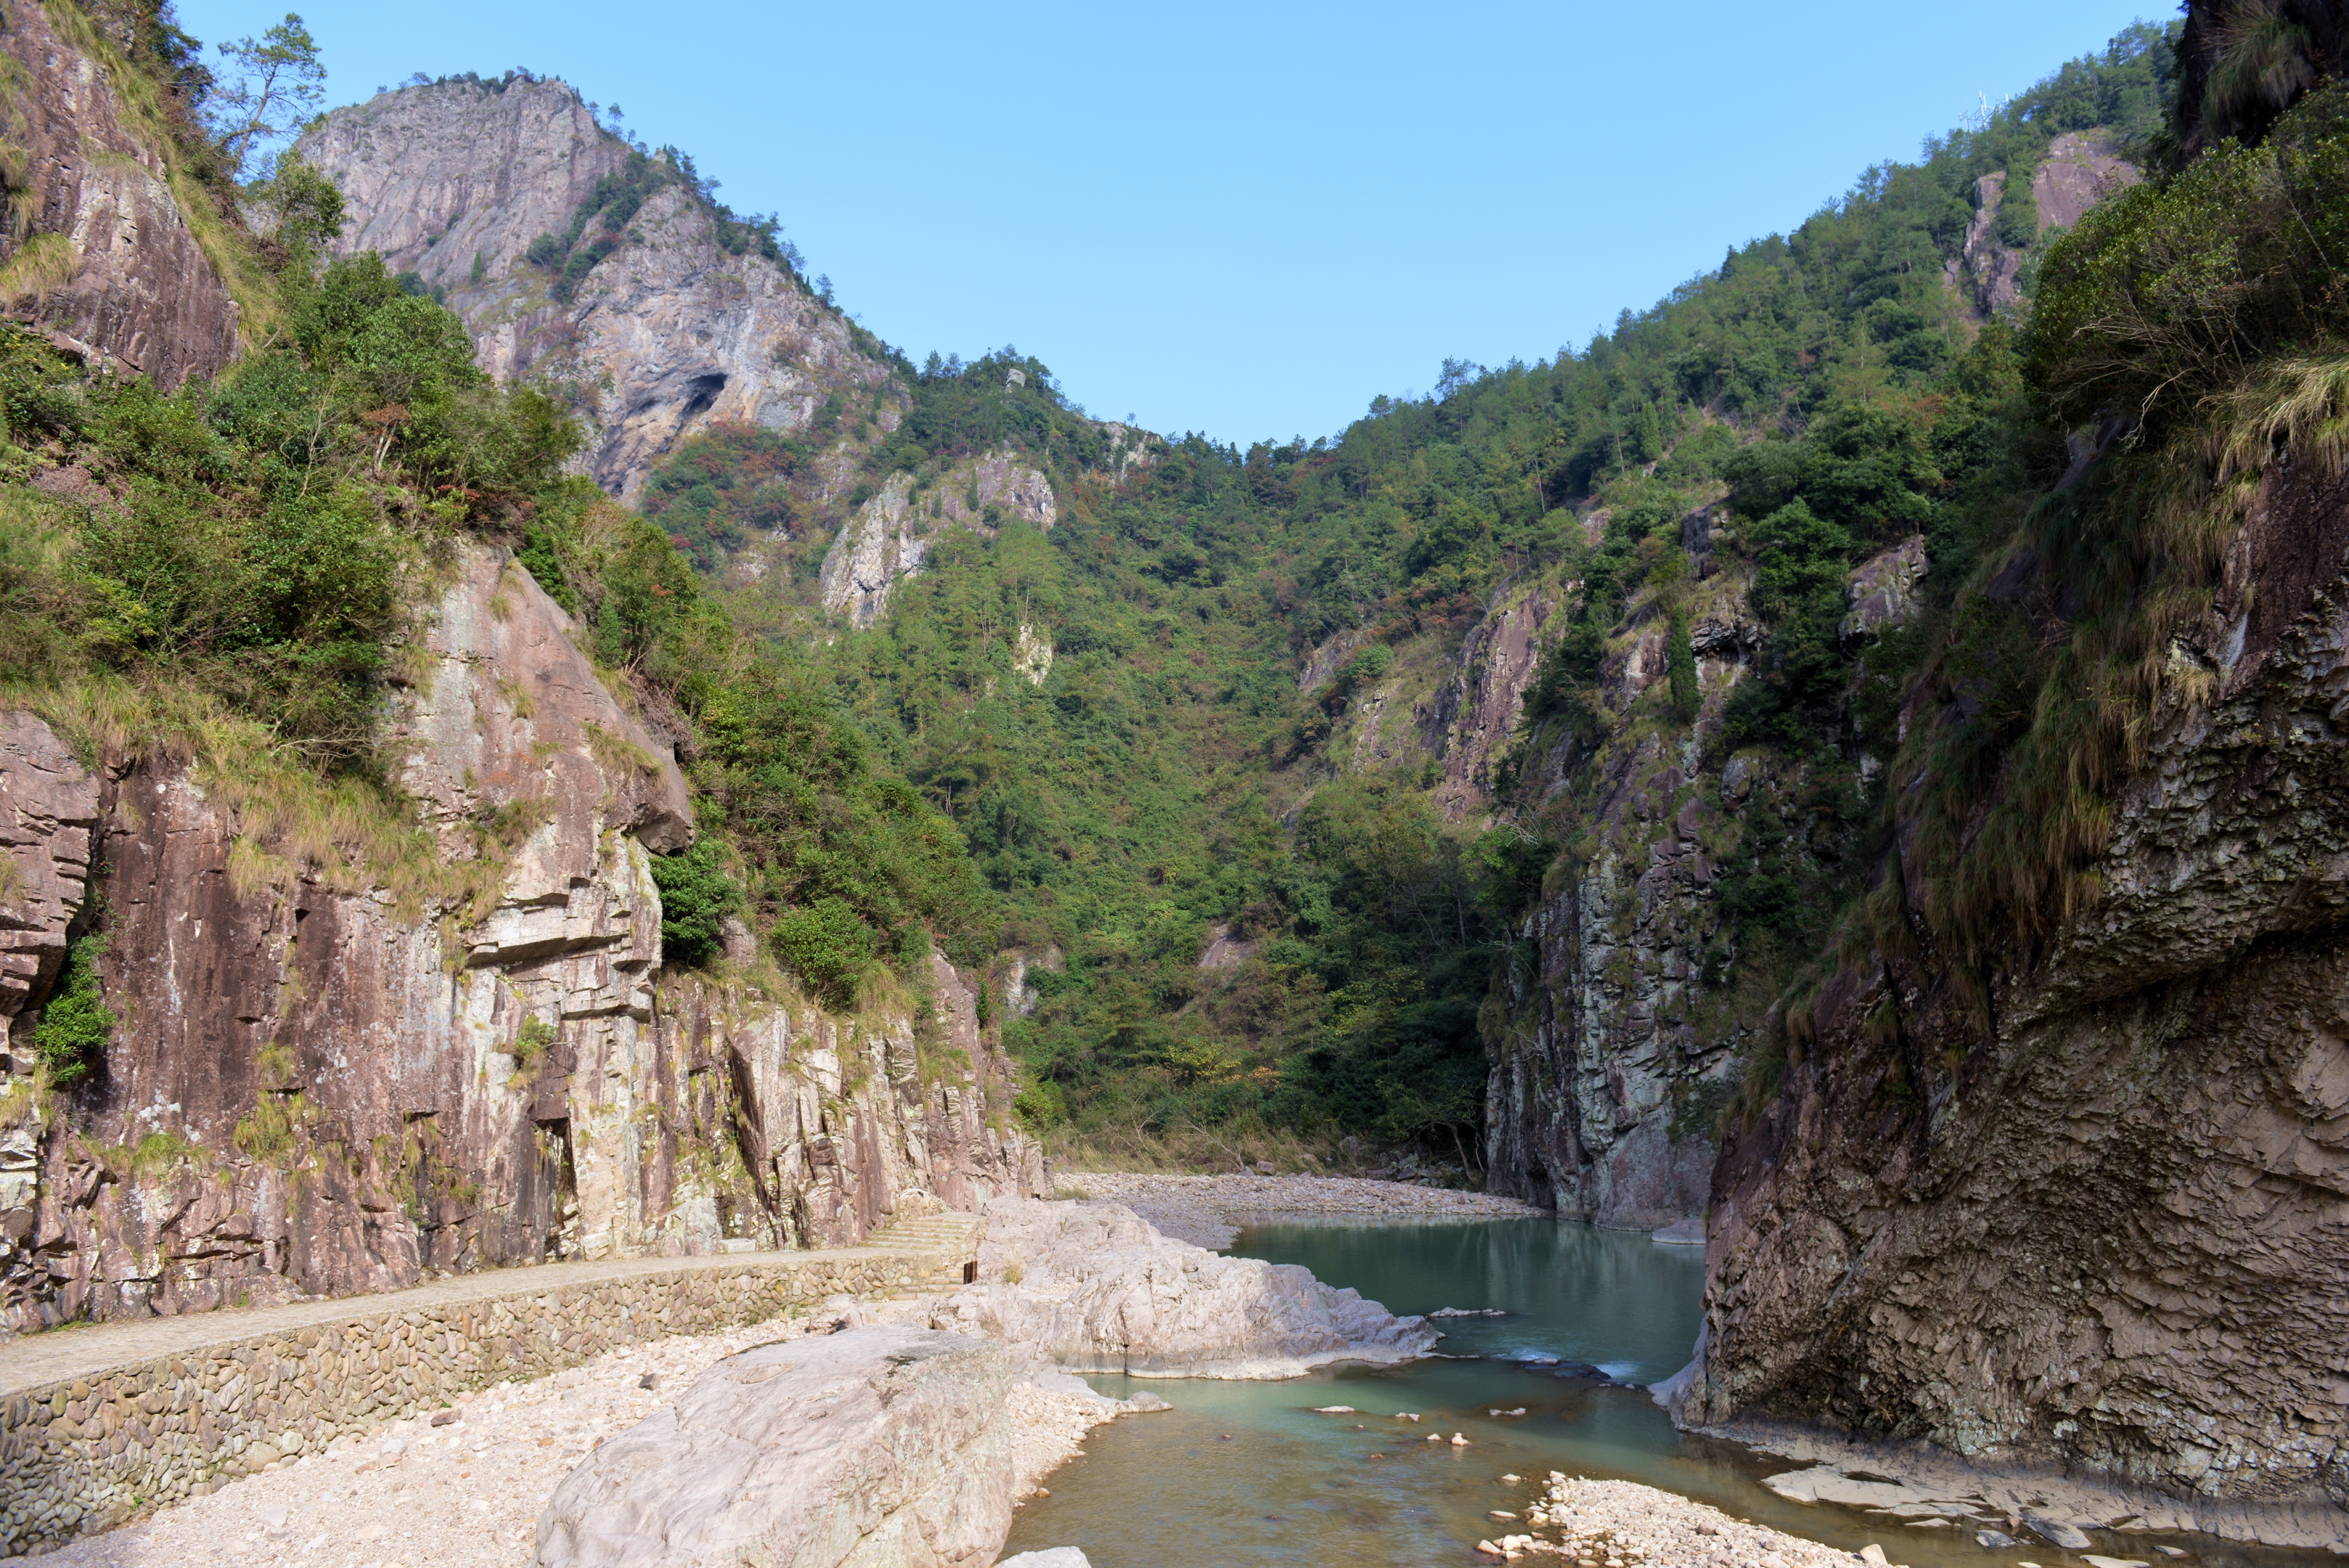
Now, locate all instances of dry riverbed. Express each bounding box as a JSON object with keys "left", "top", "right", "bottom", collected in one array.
[{"left": 34, "top": 1296, "right": 1108, "bottom": 1568}]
